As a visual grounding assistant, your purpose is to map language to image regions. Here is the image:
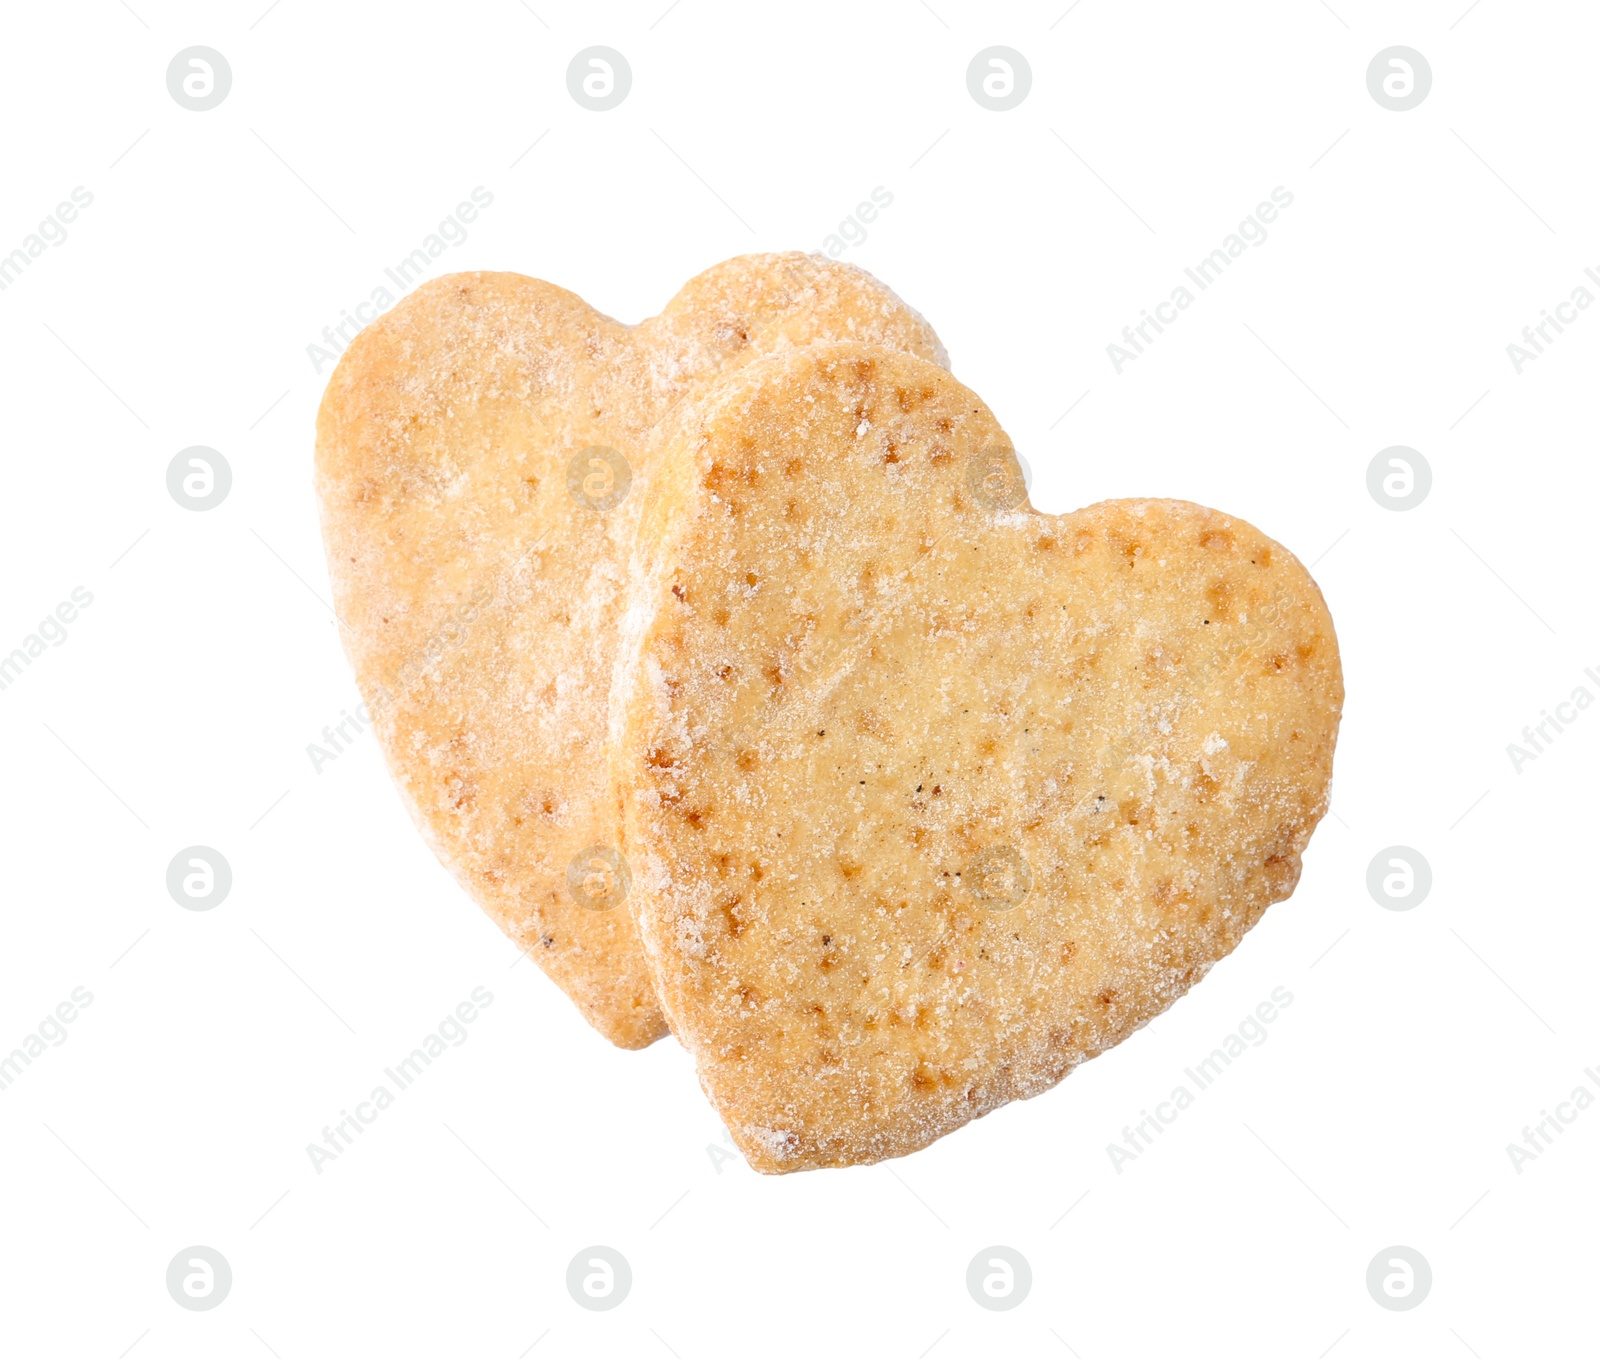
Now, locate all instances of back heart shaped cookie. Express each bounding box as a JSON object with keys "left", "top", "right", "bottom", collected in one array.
[
  {"left": 315, "top": 258, "right": 944, "bottom": 1048},
  {"left": 618, "top": 343, "right": 1342, "bottom": 1168}
]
